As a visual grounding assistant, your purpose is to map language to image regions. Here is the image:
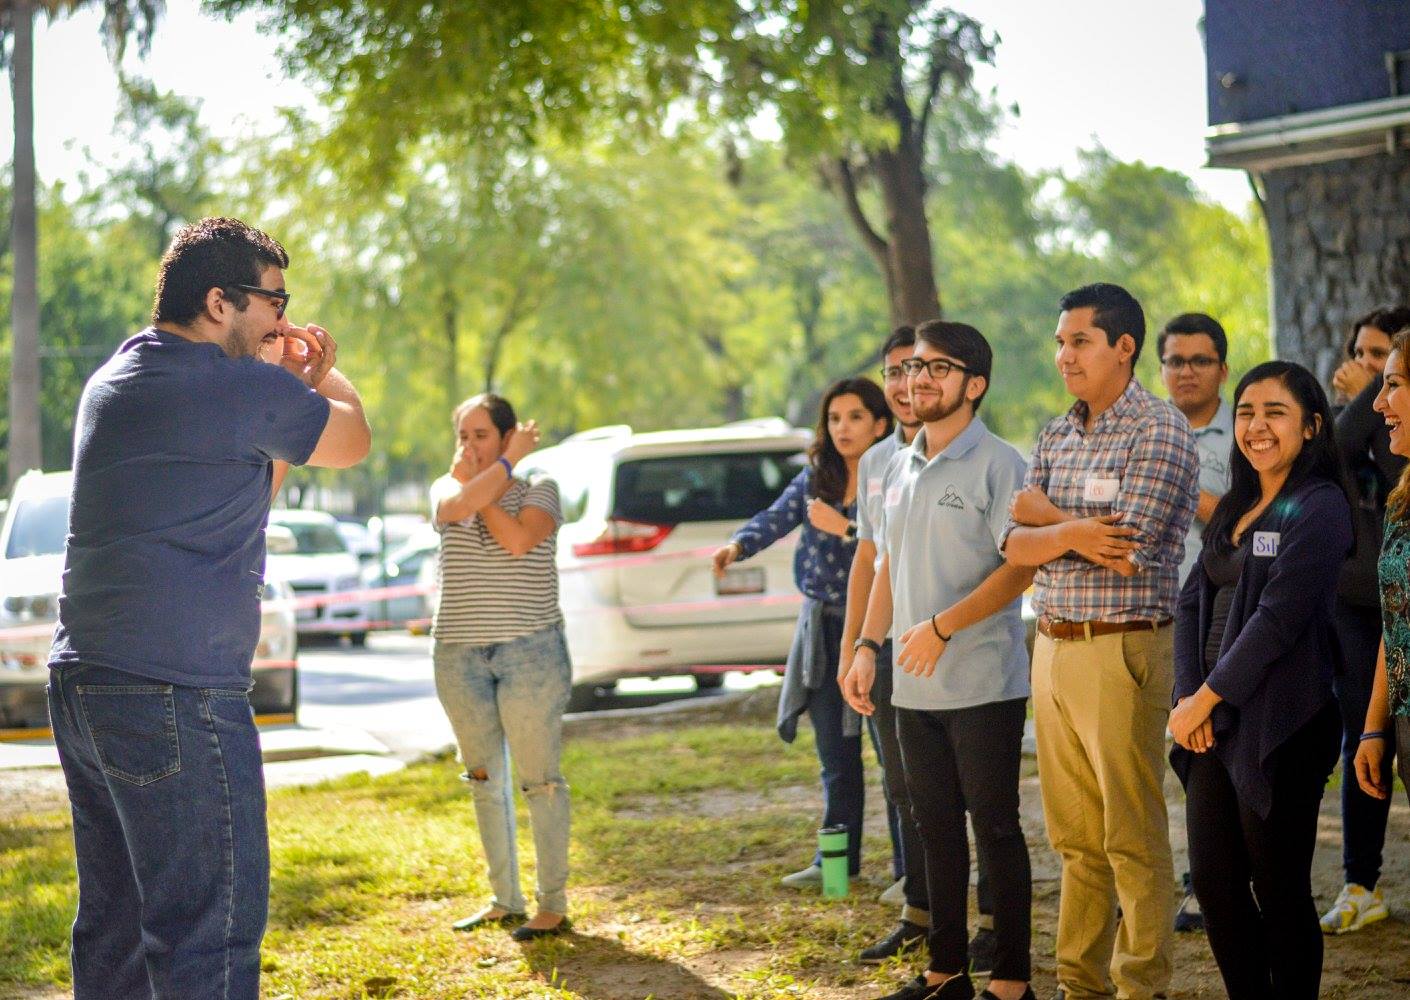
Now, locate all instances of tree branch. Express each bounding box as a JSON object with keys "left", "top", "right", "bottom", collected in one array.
[{"left": 822, "top": 156, "right": 889, "bottom": 270}]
